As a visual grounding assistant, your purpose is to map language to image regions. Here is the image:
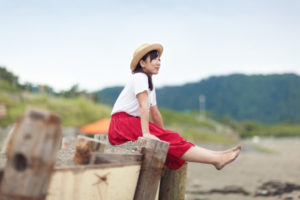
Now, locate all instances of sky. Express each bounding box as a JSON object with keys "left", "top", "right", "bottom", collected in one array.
[{"left": 0, "top": 0, "right": 299, "bottom": 92}]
